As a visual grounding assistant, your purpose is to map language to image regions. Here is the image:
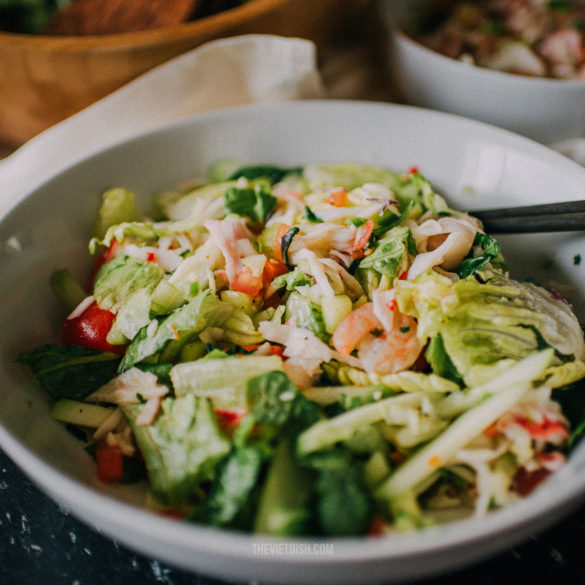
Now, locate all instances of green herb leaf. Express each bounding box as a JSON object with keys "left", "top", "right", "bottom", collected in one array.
[
  {"left": 304, "top": 205, "right": 324, "bottom": 223},
  {"left": 16, "top": 344, "right": 120, "bottom": 401},
  {"left": 229, "top": 165, "right": 302, "bottom": 184},
  {"left": 224, "top": 185, "right": 277, "bottom": 224},
  {"left": 346, "top": 217, "right": 368, "bottom": 228},
  {"left": 302, "top": 448, "right": 373, "bottom": 536},
  {"left": 455, "top": 232, "right": 506, "bottom": 278}
]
